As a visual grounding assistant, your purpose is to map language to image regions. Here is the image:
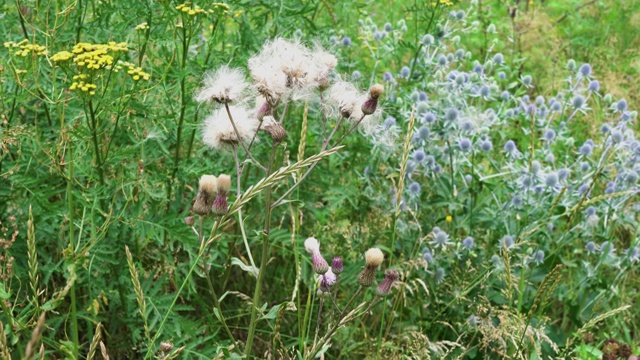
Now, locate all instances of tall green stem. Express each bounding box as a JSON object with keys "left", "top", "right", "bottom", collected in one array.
[
  {"left": 87, "top": 99, "right": 104, "bottom": 185},
  {"left": 244, "top": 145, "right": 277, "bottom": 357},
  {"left": 67, "top": 129, "right": 80, "bottom": 357}
]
